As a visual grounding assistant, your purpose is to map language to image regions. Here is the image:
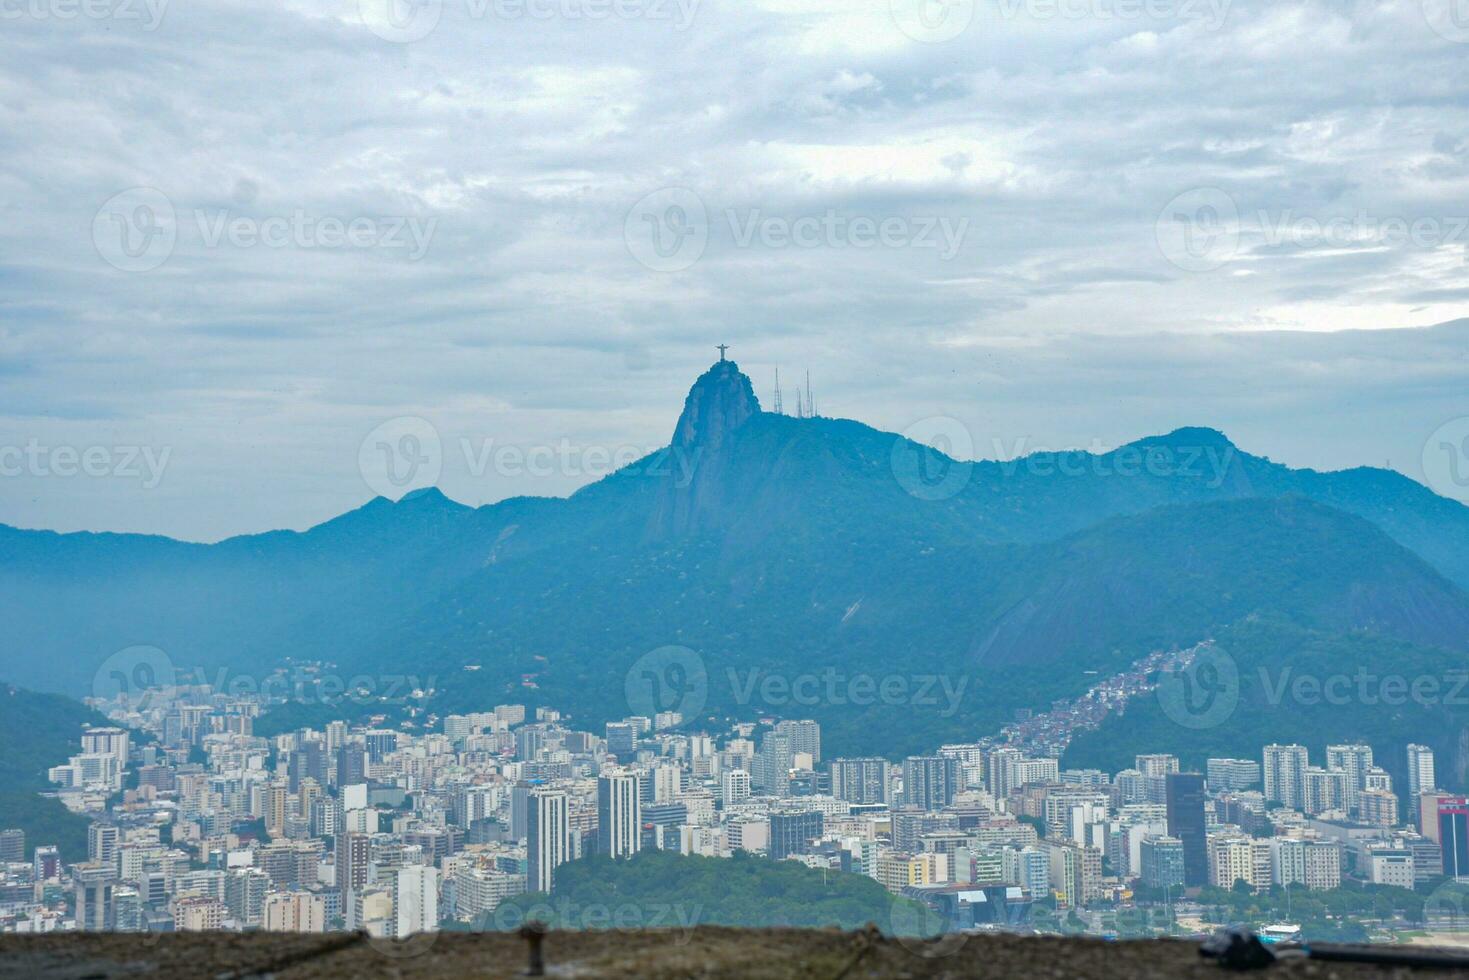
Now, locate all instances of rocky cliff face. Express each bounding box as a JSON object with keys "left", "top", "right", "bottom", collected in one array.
[{"left": 646, "top": 359, "right": 761, "bottom": 539}]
